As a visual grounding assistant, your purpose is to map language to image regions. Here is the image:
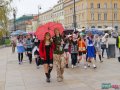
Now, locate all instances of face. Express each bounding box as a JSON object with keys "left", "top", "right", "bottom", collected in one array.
[
  {"left": 45, "top": 33, "right": 51, "bottom": 40},
  {"left": 54, "top": 29, "right": 60, "bottom": 36},
  {"left": 27, "top": 34, "right": 31, "bottom": 38}
]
